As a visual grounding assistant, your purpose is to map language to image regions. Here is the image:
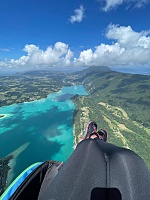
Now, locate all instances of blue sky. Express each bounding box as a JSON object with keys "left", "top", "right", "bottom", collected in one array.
[{"left": 0, "top": 0, "right": 150, "bottom": 70}]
